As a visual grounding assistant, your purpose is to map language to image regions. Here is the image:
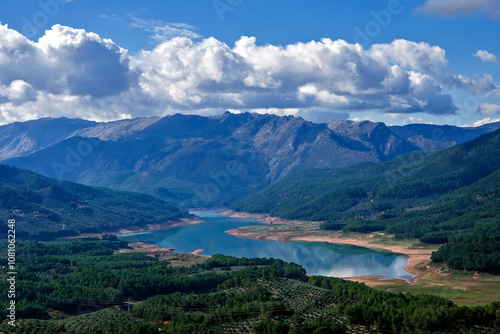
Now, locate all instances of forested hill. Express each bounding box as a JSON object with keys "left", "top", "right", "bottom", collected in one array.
[
  {"left": 0, "top": 164, "right": 189, "bottom": 239},
  {"left": 231, "top": 130, "right": 500, "bottom": 271},
  {"left": 232, "top": 128, "right": 500, "bottom": 221},
  {"left": 1, "top": 238, "right": 499, "bottom": 333}
]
